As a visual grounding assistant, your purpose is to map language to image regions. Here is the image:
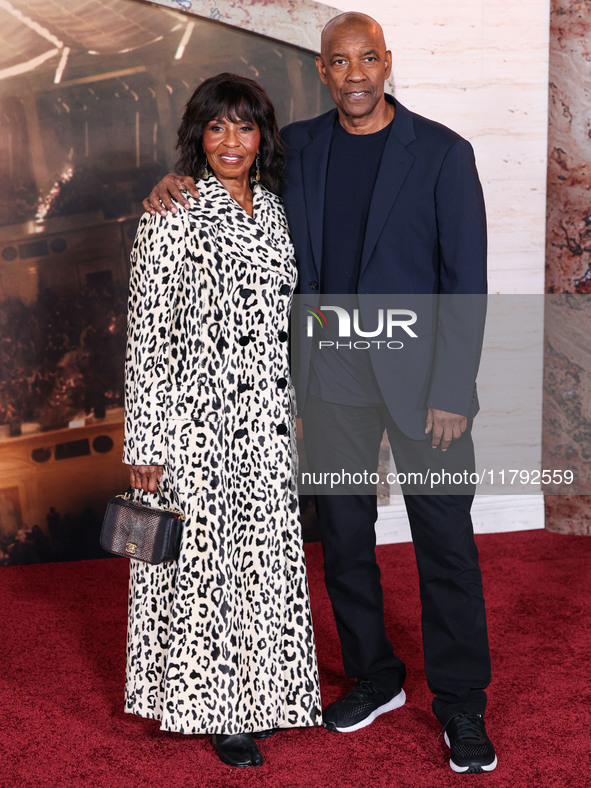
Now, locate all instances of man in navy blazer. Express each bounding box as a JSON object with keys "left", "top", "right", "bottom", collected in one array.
[
  {"left": 283, "top": 97, "right": 488, "bottom": 441},
  {"left": 143, "top": 12, "right": 496, "bottom": 774}
]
